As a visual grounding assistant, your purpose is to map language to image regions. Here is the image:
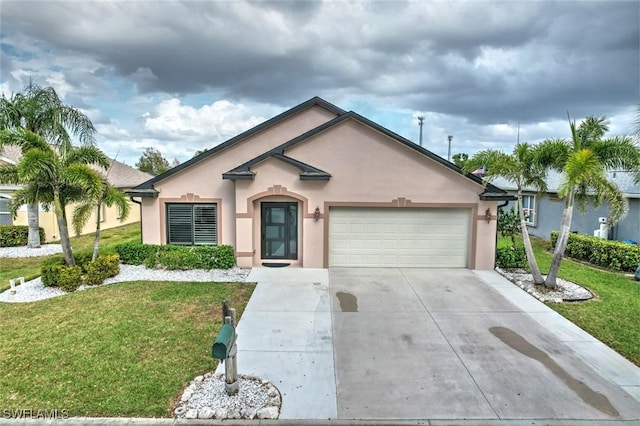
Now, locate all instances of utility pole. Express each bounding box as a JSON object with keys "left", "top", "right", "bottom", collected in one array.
[
  {"left": 417, "top": 116, "right": 424, "bottom": 147},
  {"left": 447, "top": 135, "right": 453, "bottom": 162}
]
